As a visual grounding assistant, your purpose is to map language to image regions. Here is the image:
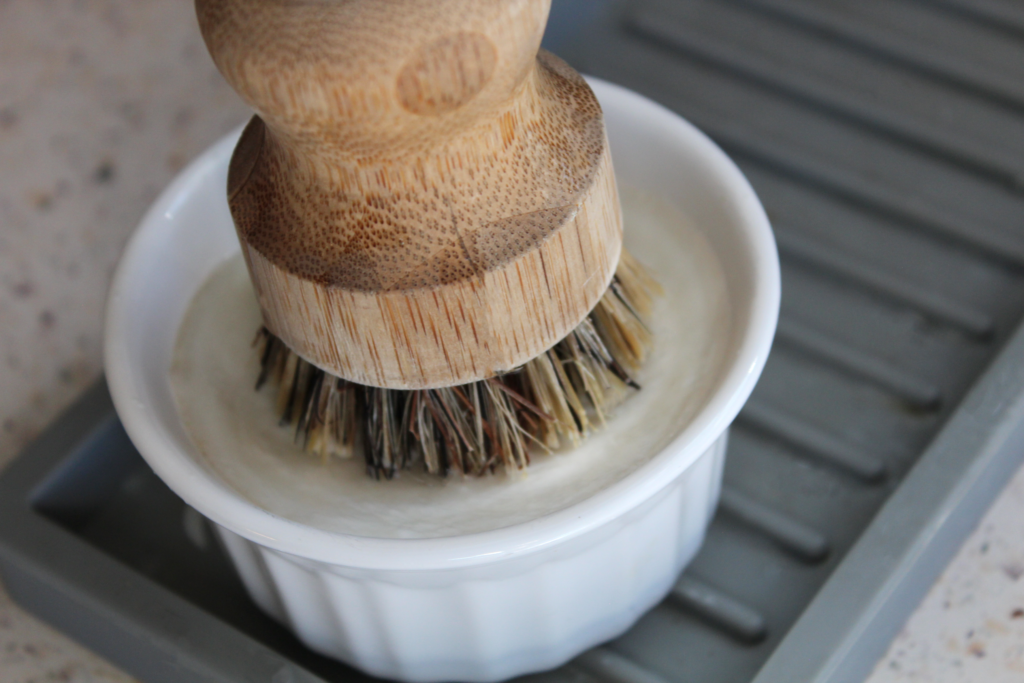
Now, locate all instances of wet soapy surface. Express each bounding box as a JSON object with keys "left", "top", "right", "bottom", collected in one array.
[{"left": 169, "top": 187, "right": 731, "bottom": 538}]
